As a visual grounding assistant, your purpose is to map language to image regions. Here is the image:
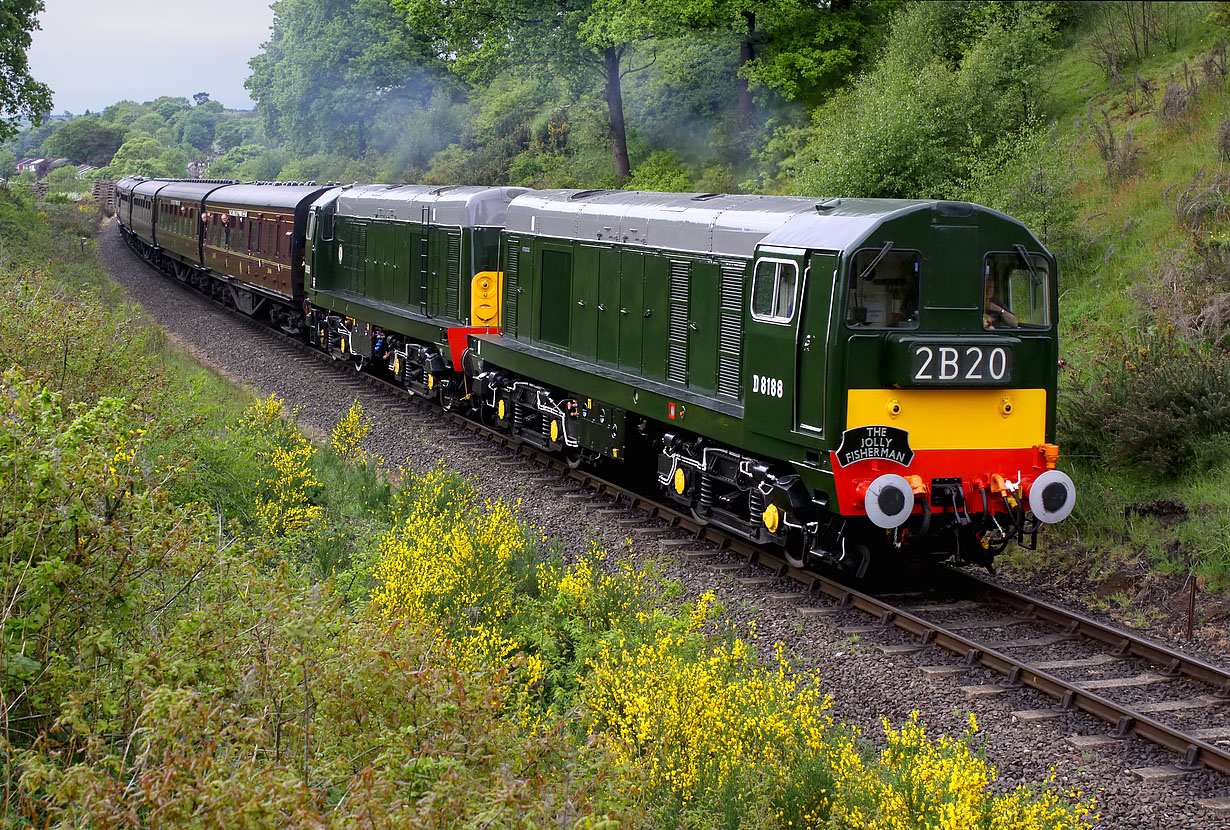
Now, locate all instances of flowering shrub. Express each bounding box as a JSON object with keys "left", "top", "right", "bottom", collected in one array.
[
  {"left": 330, "top": 397, "right": 377, "bottom": 465},
  {"left": 372, "top": 465, "right": 531, "bottom": 674},
  {"left": 370, "top": 469, "right": 1096, "bottom": 830},
  {"left": 585, "top": 632, "right": 834, "bottom": 825},
  {"left": 244, "top": 394, "right": 325, "bottom": 538},
  {"left": 827, "top": 713, "right": 1096, "bottom": 830}
]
